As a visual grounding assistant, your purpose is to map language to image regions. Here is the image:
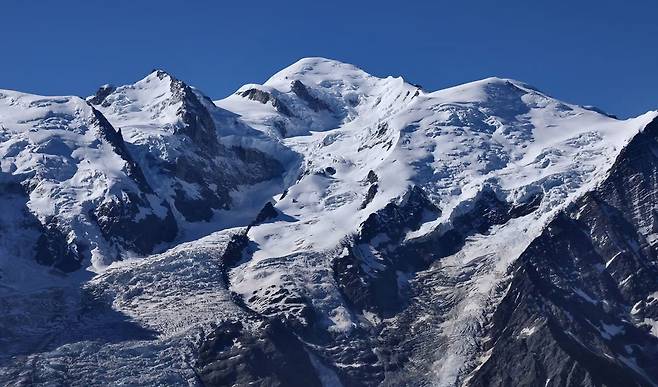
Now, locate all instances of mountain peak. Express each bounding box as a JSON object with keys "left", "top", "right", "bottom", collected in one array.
[
  {"left": 476, "top": 76, "right": 546, "bottom": 94},
  {"left": 147, "top": 68, "right": 176, "bottom": 81},
  {"left": 266, "top": 59, "right": 538, "bottom": 96},
  {"left": 434, "top": 76, "right": 533, "bottom": 95},
  {"left": 135, "top": 68, "right": 180, "bottom": 91},
  {"left": 264, "top": 57, "right": 373, "bottom": 89},
  {"left": 88, "top": 68, "right": 194, "bottom": 129}
]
